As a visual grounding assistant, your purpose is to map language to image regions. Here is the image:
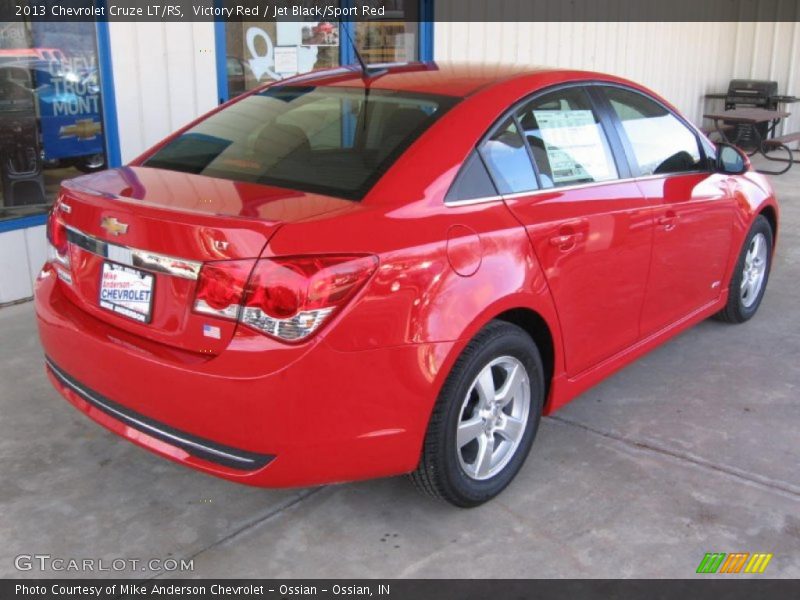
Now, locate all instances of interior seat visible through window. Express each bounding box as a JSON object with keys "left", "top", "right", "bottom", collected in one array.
[{"left": 516, "top": 87, "right": 619, "bottom": 189}]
